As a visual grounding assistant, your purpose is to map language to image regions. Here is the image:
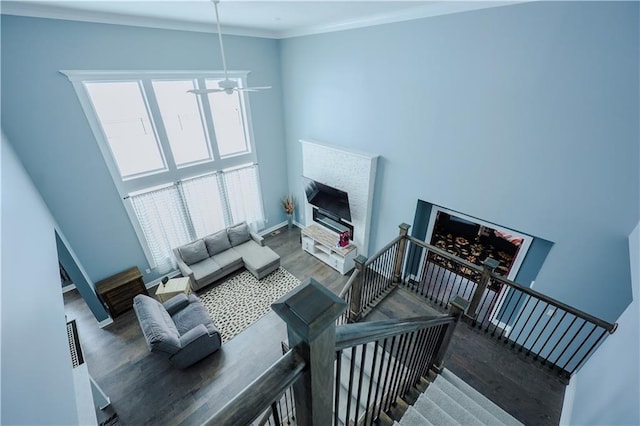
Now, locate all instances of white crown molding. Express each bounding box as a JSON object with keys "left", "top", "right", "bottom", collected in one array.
[
  {"left": 1, "top": 1, "right": 528, "bottom": 40},
  {"left": 0, "top": 1, "right": 280, "bottom": 39},
  {"left": 280, "top": 1, "right": 526, "bottom": 39}
]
